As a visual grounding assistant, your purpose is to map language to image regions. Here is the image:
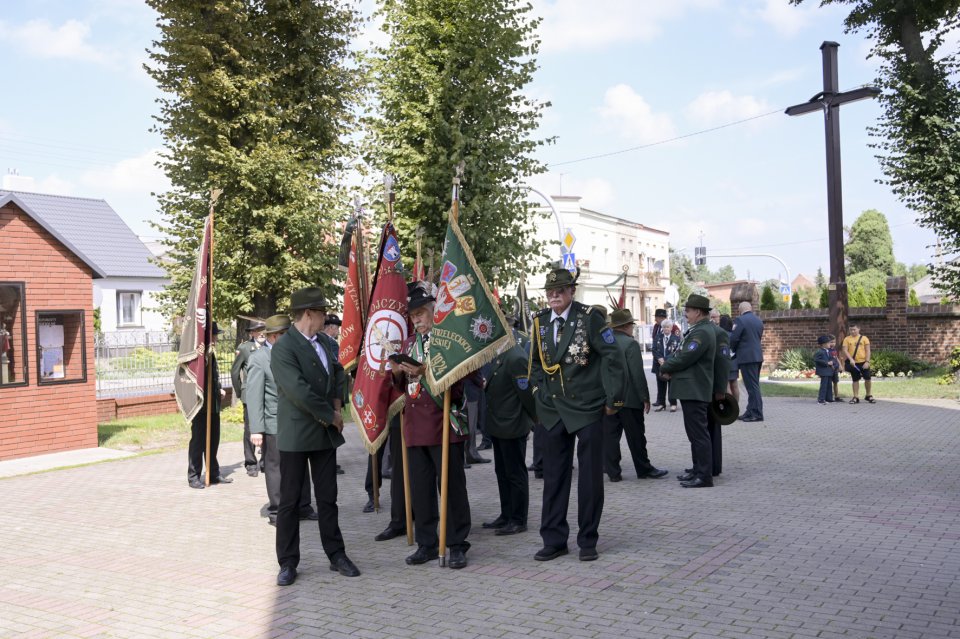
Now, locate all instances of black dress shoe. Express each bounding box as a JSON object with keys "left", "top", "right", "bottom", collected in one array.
[
  {"left": 299, "top": 509, "right": 319, "bottom": 521},
  {"left": 448, "top": 548, "right": 468, "bottom": 569},
  {"left": 277, "top": 565, "right": 297, "bottom": 586},
  {"left": 482, "top": 516, "right": 507, "bottom": 529},
  {"left": 579, "top": 547, "right": 598, "bottom": 561},
  {"left": 534, "top": 545, "right": 569, "bottom": 561},
  {"left": 676, "top": 473, "right": 696, "bottom": 481},
  {"left": 336, "top": 465, "right": 345, "bottom": 475},
  {"left": 654, "top": 405, "right": 667, "bottom": 412},
  {"left": 375, "top": 526, "right": 405, "bottom": 541},
  {"left": 329, "top": 555, "right": 361, "bottom": 577},
  {"left": 246, "top": 467, "right": 259, "bottom": 477},
  {"left": 362, "top": 499, "right": 374, "bottom": 513},
  {"left": 680, "top": 477, "right": 713, "bottom": 488},
  {"left": 478, "top": 442, "right": 492, "bottom": 451},
  {"left": 640, "top": 468, "right": 669, "bottom": 479},
  {"left": 406, "top": 546, "right": 439, "bottom": 565},
  {"left": 495, "top": 522, "right": 527, "bottom": 536},
  {"left": 738, "top": 413, "right": 749, "bottom": 421},
  {"left": 463, "top": 461, "right": 471, "bottom": 469},
  {"left": 211, "top": 475, "right": 233, "bottom": 484},
  {"left": 684, "top": 467, "right": 694, "bottom": 474},
  {"left": 267, "top": 517, "right": 277, "bottom": 527},
  {"left": 188, "top": 479, "right": 204, "bottom": 489},
  {"left": 608, "top": 474, "right": 622, "bottom": 482},
  {"left": 466, "top": 455, "right": 491, "bottom": 464}
]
